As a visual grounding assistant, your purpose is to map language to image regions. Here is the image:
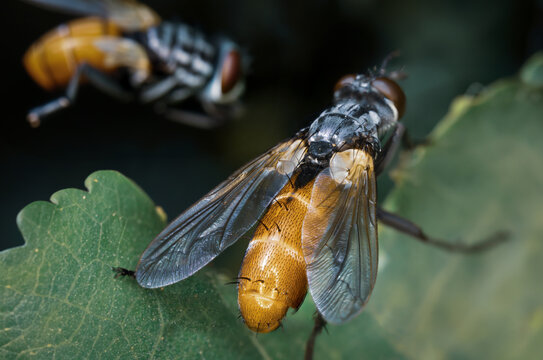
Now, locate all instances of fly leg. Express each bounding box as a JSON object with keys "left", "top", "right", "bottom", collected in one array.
[
  {"left": 139, "top": 75, "right": 186, "bottom": 103},
  {"left": 151, "top": 87, "right": 226, "bottom": 129},
  {"left": 27, "top": 64, "right": 133, "bottom": 127},
  {"left": 304, "top": 313, "right": 327, "bottom": 360},
  {"left": 155, "top": 106, "right": 228, "bottom": 129},
  {"left": 112, "top": 267, "right": 136, "bottom": 279},
  {"left": 140, "top": 66, "right": 206, "bottom": 104},
  {"left": 377, "top": 208, "right": 509, "bottom": 253},
  {"left": 375, "top": 122, "right": 433, "bottom": 175},
  {"left": 159, "top": 98, "right": 242, "bottom": 129},
  {"left": 140, "top": 75, "right": 224, "bottom": 128},
  {"left": 375, "top": 122, "right": 405, "bottom": 175}
]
